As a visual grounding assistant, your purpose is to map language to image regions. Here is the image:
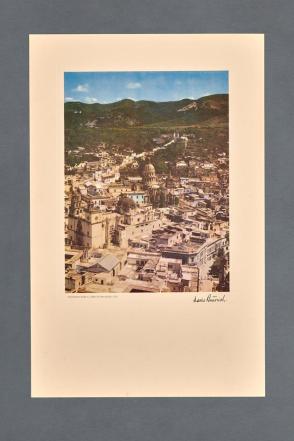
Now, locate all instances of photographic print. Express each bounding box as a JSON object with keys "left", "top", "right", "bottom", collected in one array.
[
  {"left": 64, "top": 71, "right": 230, "bottom": 294},
  {"left": 30, "top": 34, "right": 264, "bottom": 397}
]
